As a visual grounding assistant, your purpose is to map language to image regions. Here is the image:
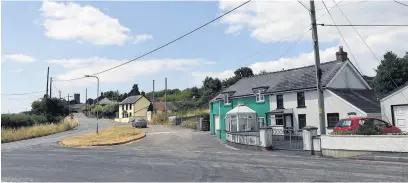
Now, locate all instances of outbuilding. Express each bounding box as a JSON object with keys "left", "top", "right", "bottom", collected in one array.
[{"left": 380, "top": 82, "right": 408, "bottom": 132}]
